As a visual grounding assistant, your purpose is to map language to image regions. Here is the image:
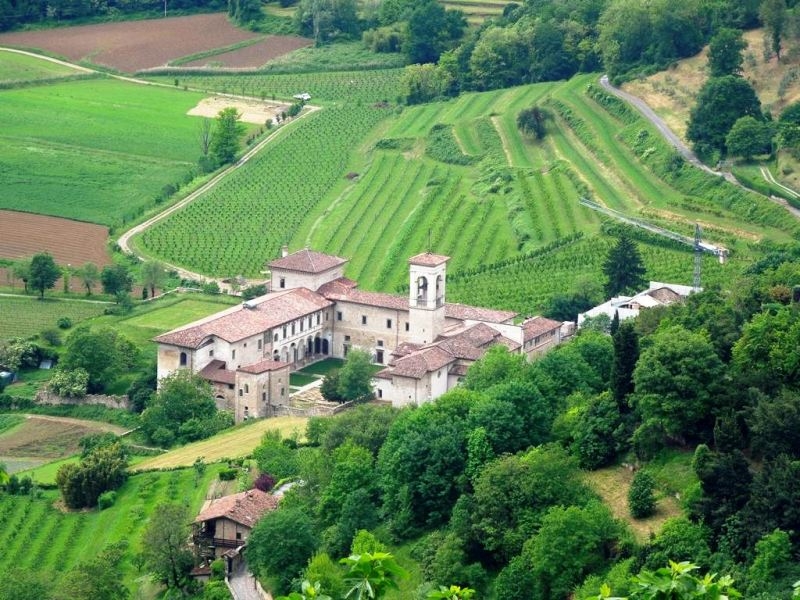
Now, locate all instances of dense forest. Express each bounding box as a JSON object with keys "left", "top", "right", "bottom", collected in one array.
[{"left": 235, "top": 239, "right": 800, "bottom": 599}]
